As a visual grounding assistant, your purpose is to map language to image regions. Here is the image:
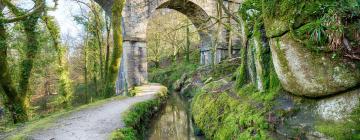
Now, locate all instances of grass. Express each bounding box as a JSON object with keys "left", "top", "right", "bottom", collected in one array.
[
  {"left": 149, "top": 62, "right": 198, "bottom": 89},
  {"left": 315, "top": 120, "right": 360, "bottom": 140},
  {"left": 4, "top": 95, "right": 127, "bottom": 140},
  {"left": 192, "top": 81, "right": 281, "bottom": 140},
  {"left": 190, "top": 54, "right": 281, "bottom": 139},
  {"left": 111, "top": 86, "right": 168, "bottom": 140},
  {"left": 315, "top": 99, "right": 360, "bottom": 140}
]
